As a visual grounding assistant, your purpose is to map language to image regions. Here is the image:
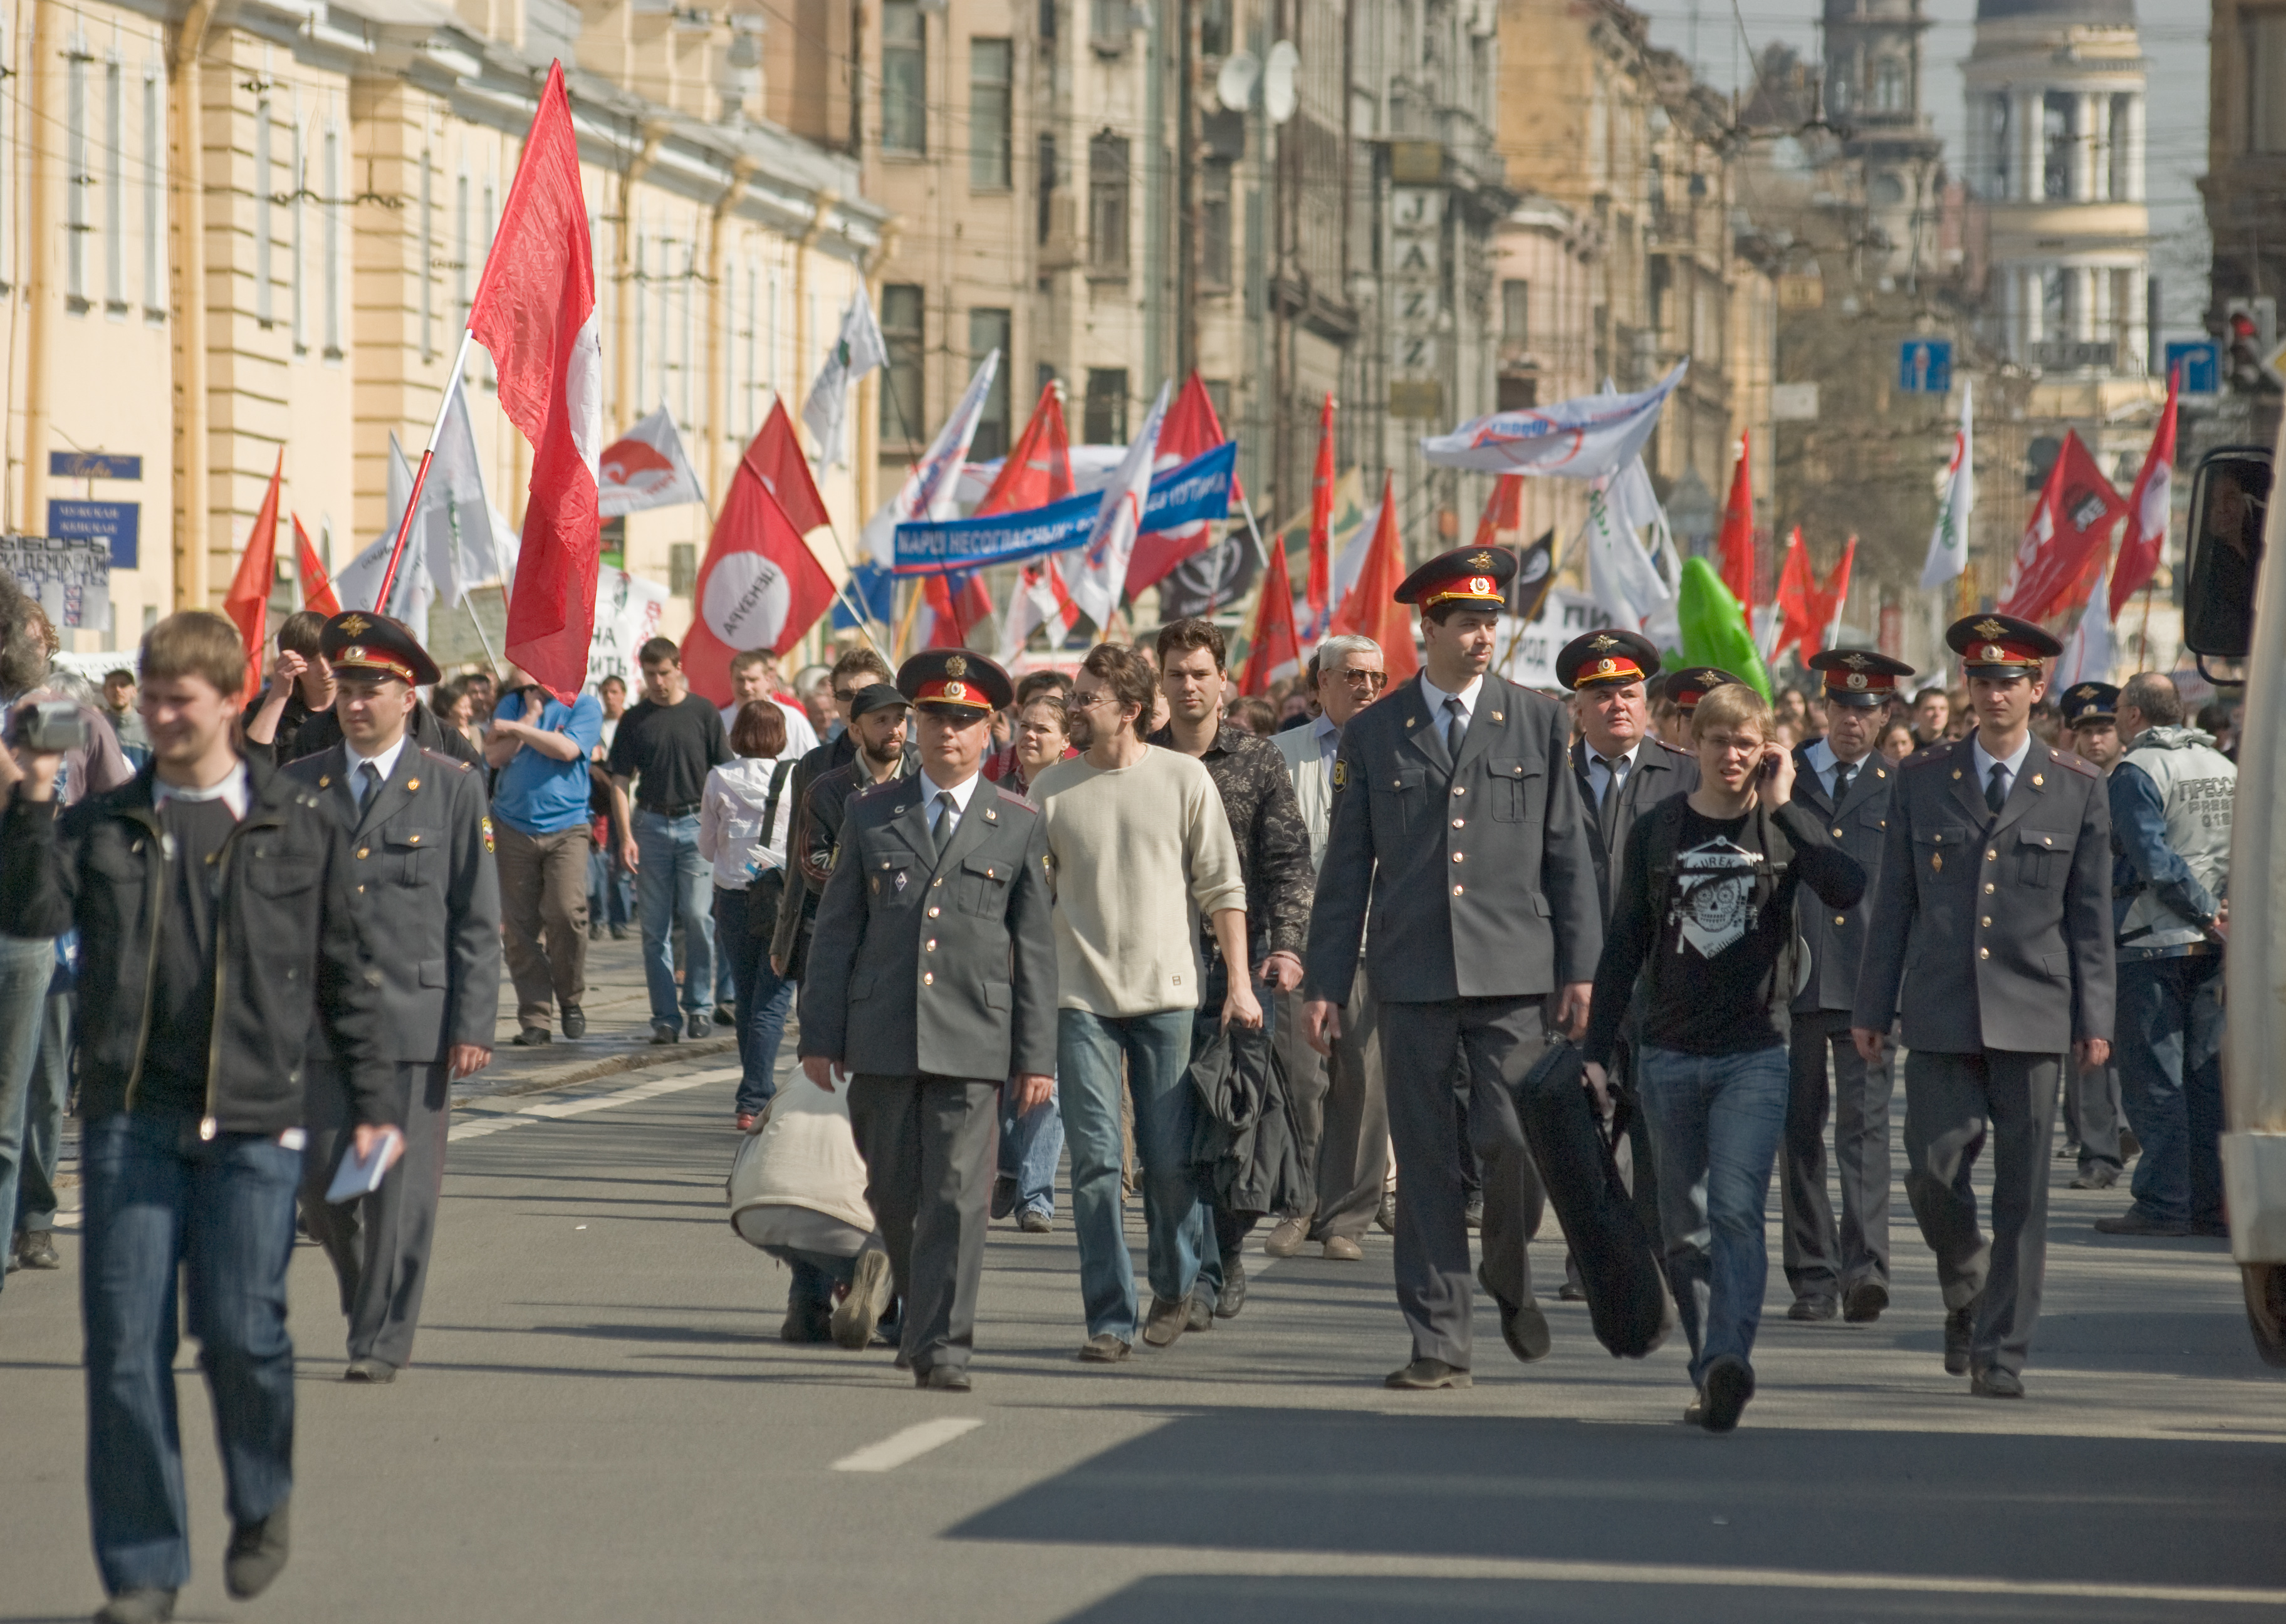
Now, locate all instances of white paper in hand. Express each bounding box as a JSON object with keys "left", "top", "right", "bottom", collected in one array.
[{"left": 324, "top": 1129, "right": 404, "bottom": 1205}]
